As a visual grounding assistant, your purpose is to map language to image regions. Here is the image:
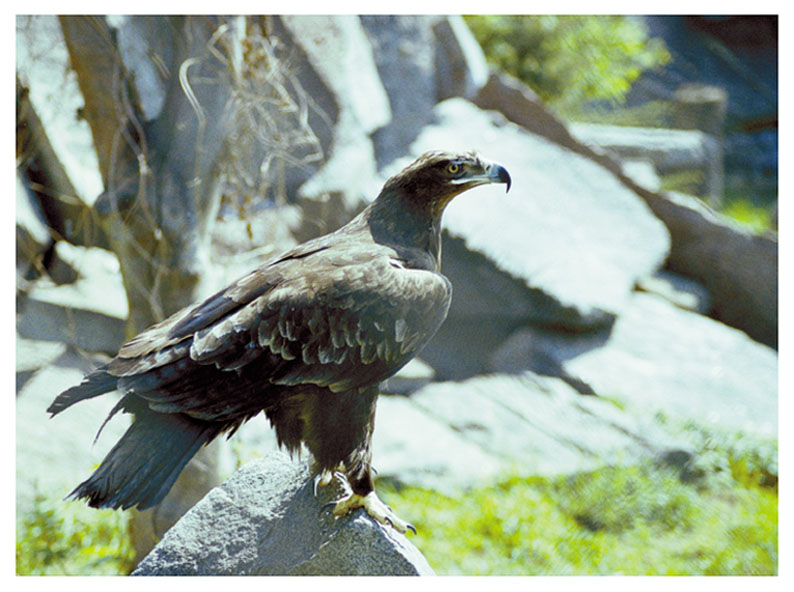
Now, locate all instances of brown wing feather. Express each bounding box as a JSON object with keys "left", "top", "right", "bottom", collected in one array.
[{"left": 105, "top": 240, "right": 451, "bottom": 422}]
